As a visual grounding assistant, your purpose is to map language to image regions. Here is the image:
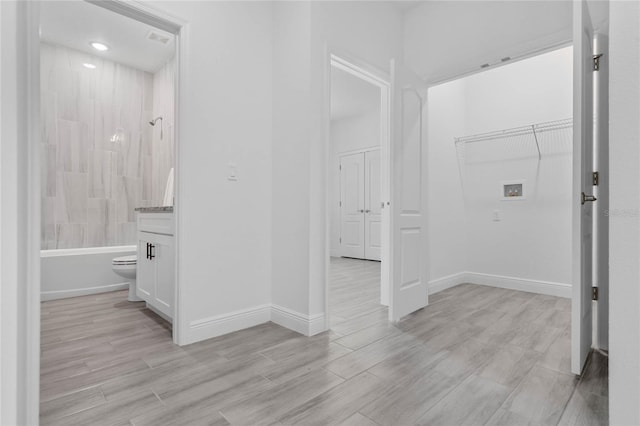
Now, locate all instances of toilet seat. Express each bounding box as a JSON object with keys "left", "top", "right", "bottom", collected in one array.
[{"left": 112, "top": 255, "right": 137, "bottom": 265}]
